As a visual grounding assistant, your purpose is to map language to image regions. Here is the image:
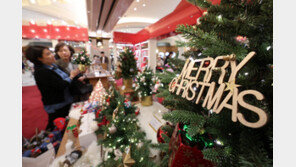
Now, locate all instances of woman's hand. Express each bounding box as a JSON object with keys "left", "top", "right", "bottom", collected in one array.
[
  {"left": 69, "top": 69, "right": 80, "bottom": 79},
  {"left": 78, "top": 76, "right": 86, "bottom": 84}
]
